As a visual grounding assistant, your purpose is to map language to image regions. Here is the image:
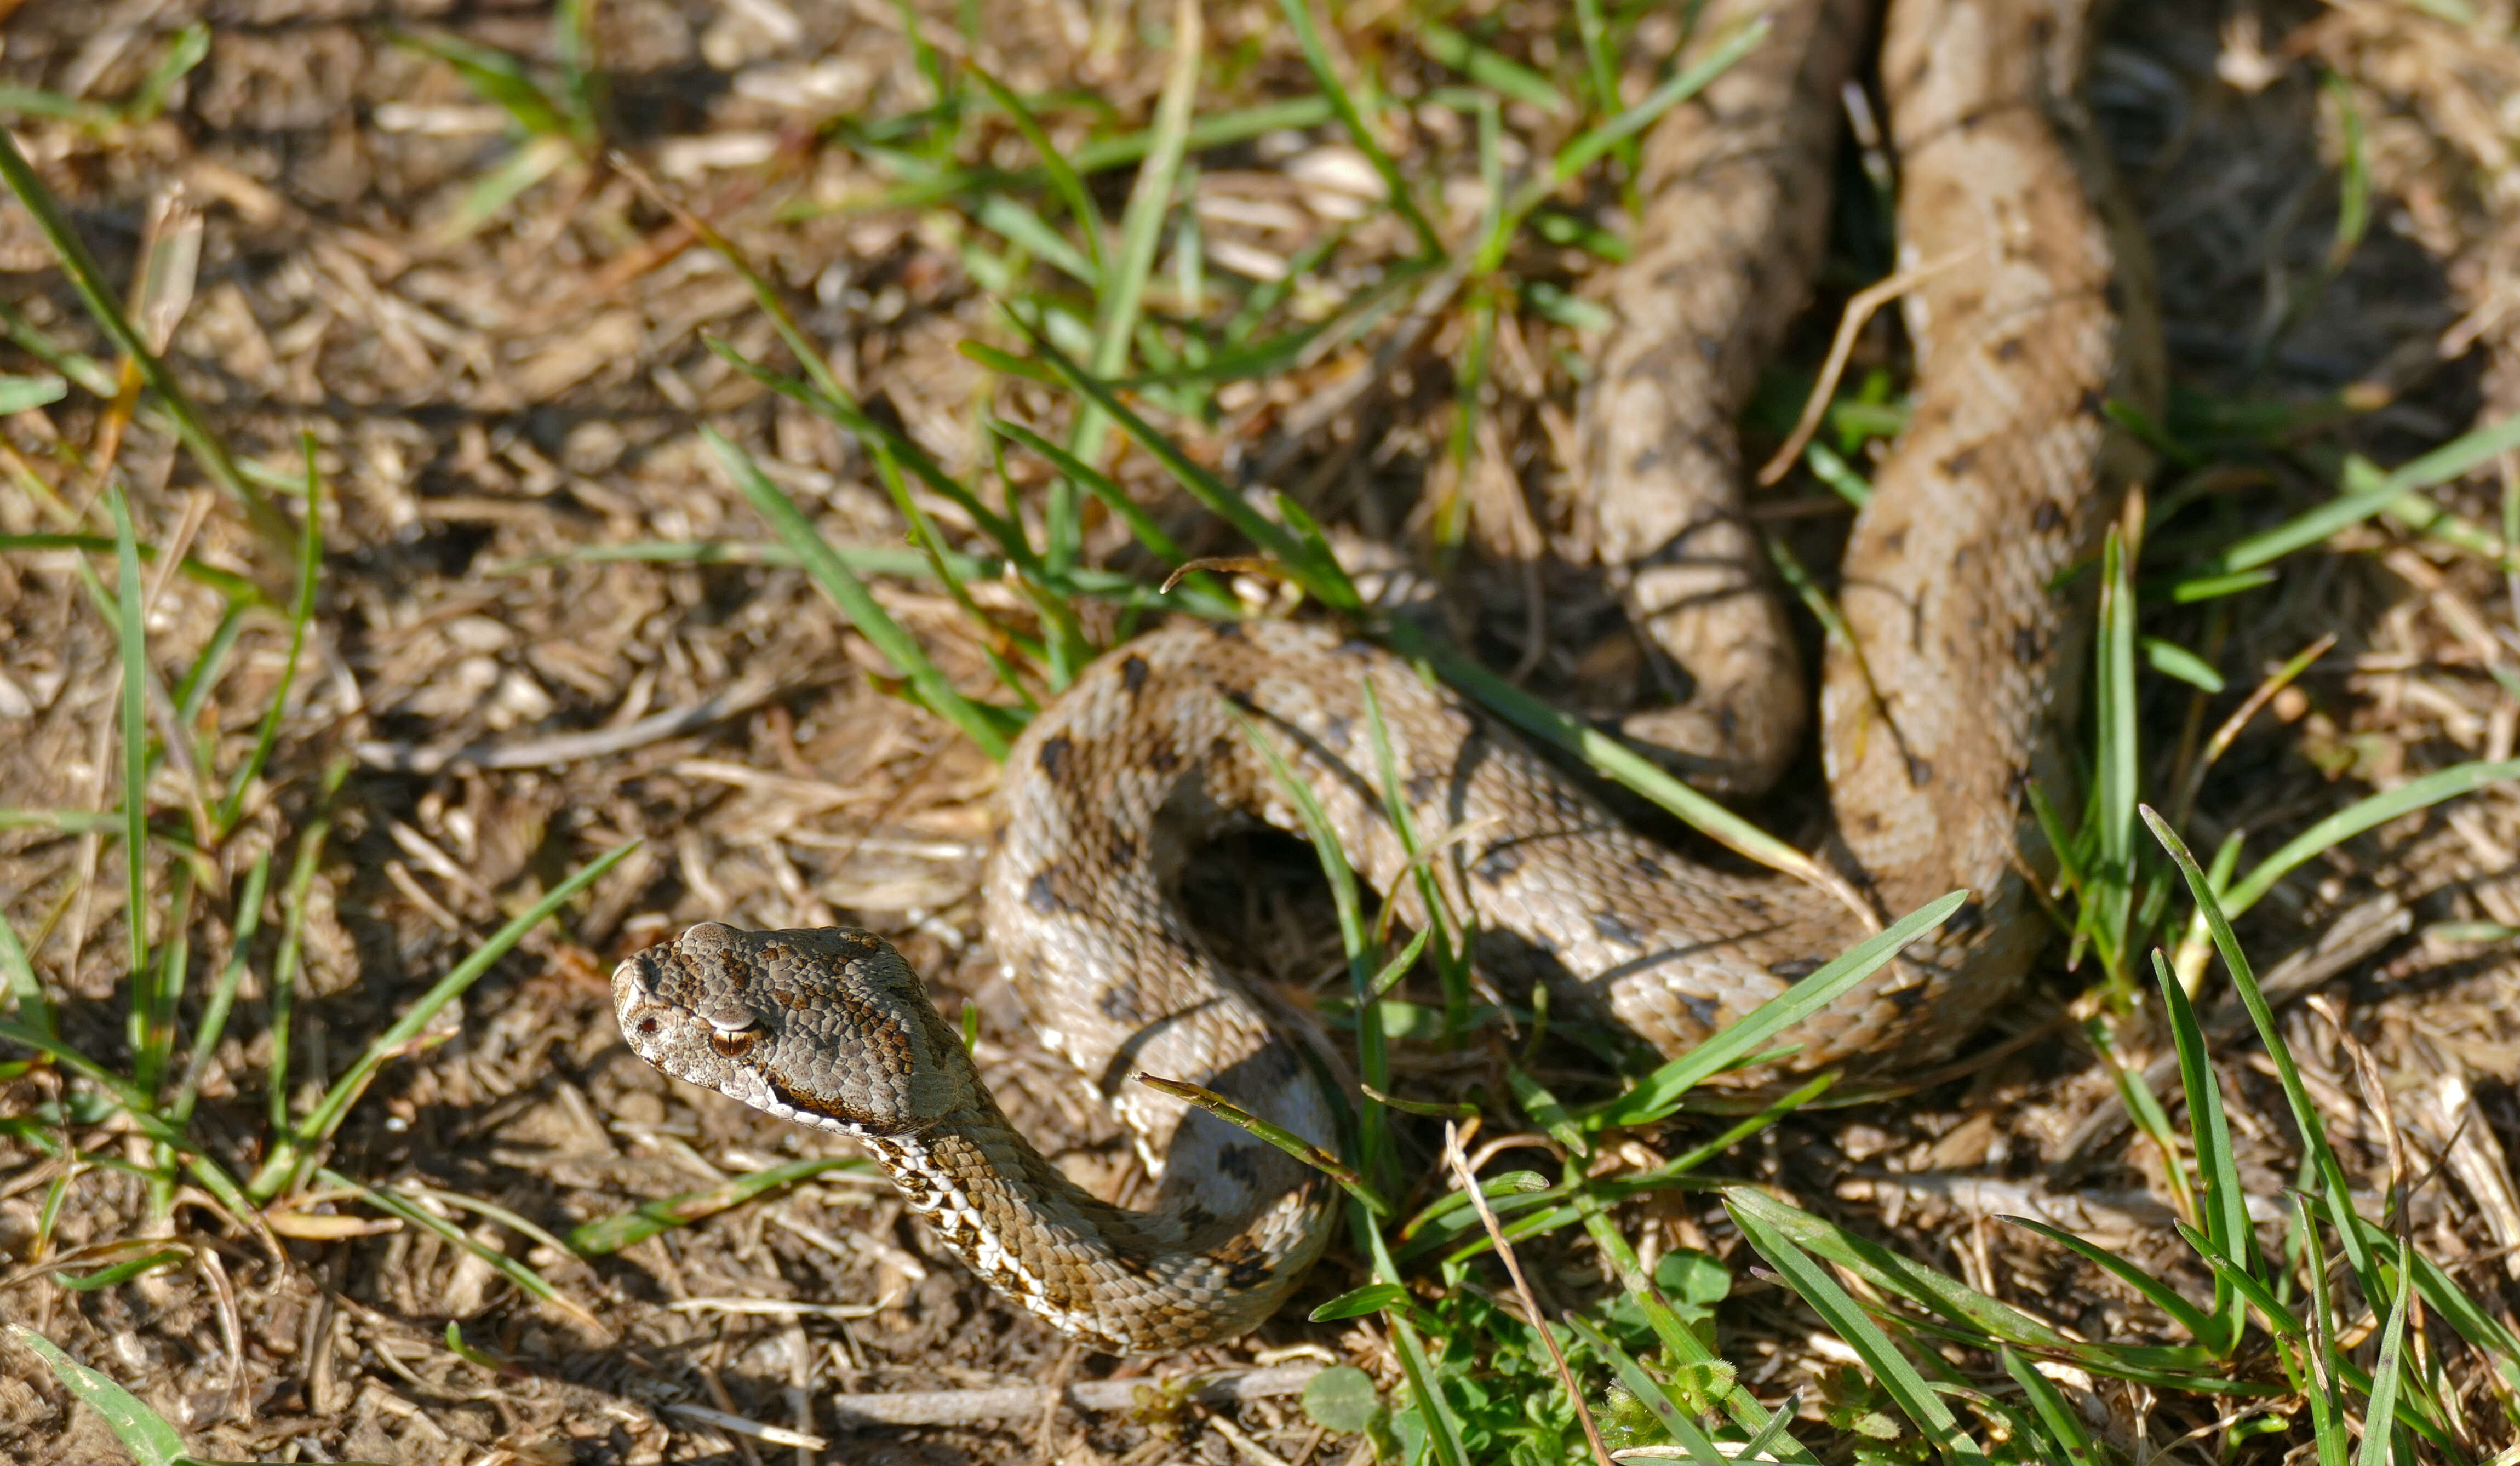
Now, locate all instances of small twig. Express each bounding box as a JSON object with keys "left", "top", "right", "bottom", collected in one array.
[
  {"left": 1754, "top": 247, "right": 1981, "bottom": 486},
  {"left": 353, "top": 674, "right": 779, "bottom": 773},
  {"left": 1442, "top": 1122, "right": 1615, "bottom": 1466},
  {"left": 663, "top": 1402, "right": 827, "bottom": 1451}
]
